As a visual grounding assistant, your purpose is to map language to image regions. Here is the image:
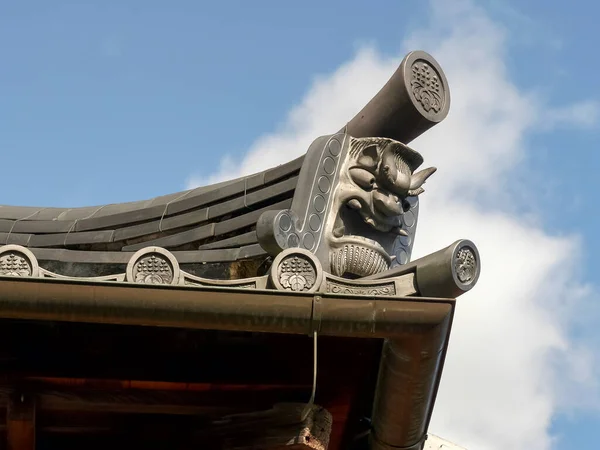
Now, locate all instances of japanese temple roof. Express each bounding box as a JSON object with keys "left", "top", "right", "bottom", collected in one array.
[{"left": 0, "top": 50, "right": 478, "bottom": 450}]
